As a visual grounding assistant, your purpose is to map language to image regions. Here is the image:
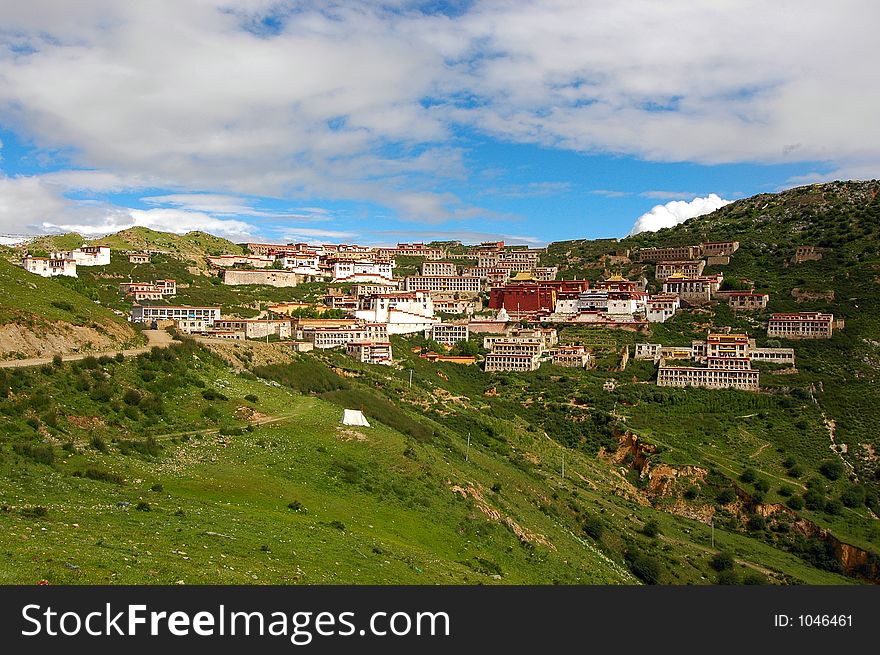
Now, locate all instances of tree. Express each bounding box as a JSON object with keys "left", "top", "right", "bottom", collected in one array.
[
  {"left": 583, "top": 514, "right": 603, "bottom": 540},
  {"left": 628, "top": 553, "right": 661, "bottom": 585},
  {"left": 818, "top": 459, "right": 845, "bottom": 481},
  {"left": 710, "top": 551, "right": 735, "bottom": 572}
]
